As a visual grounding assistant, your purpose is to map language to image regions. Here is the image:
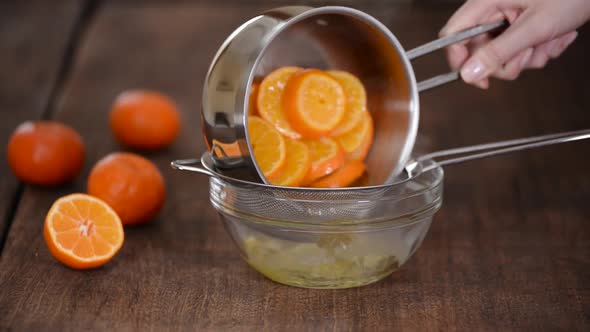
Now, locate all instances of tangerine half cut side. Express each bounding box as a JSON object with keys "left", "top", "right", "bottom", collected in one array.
[{"left": 44, "top": 193, "right": 124, "bottom": 270}]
